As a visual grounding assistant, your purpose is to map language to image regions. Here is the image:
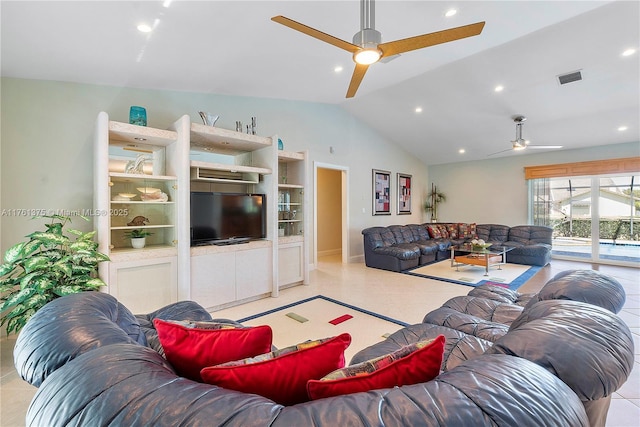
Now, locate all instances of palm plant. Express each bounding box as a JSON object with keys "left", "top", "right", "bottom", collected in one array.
[
  {"left": 424, "top": 183, "right": 446, "bottom": 222},
  {"left": 0, "top": 214, "right": 109, "bottom": 334}
]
